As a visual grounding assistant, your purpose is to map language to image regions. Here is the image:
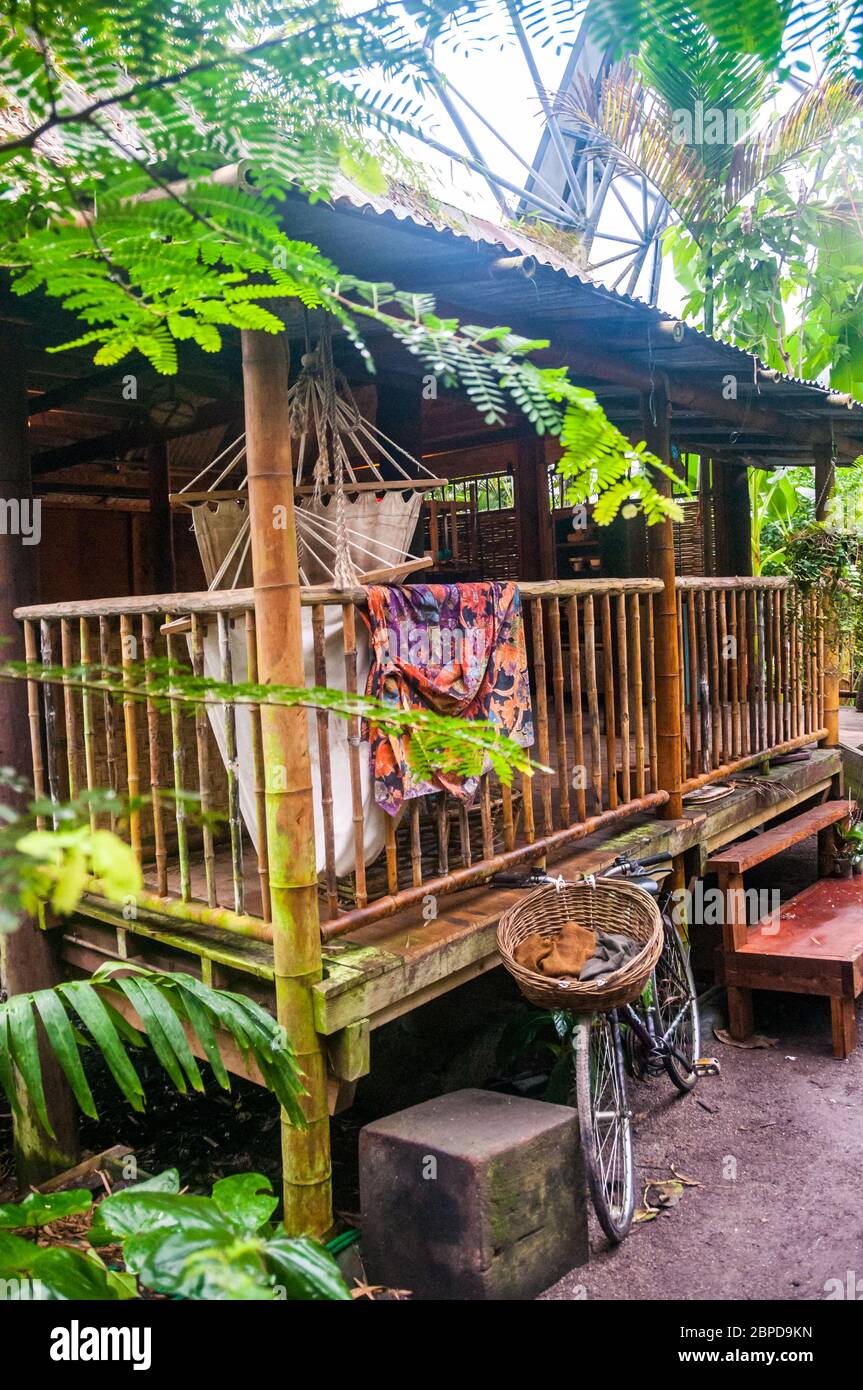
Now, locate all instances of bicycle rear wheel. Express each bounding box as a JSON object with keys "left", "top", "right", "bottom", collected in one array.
[
  {"left": 574, "top": 1012, "right": 634, "bottom": 1244},
  {"left": 653, "top": 920, "right": 701, "bottom": 1093}
]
